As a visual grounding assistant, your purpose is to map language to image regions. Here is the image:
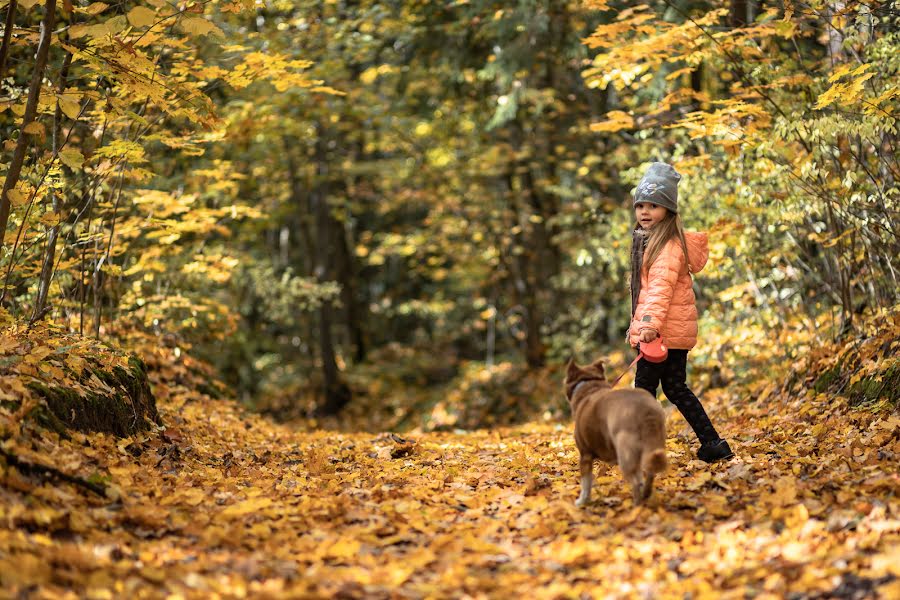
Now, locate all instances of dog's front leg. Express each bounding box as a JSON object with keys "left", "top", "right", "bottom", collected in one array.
[{"left": 575, "top": 453, "right": 594, "bottom": 507}]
